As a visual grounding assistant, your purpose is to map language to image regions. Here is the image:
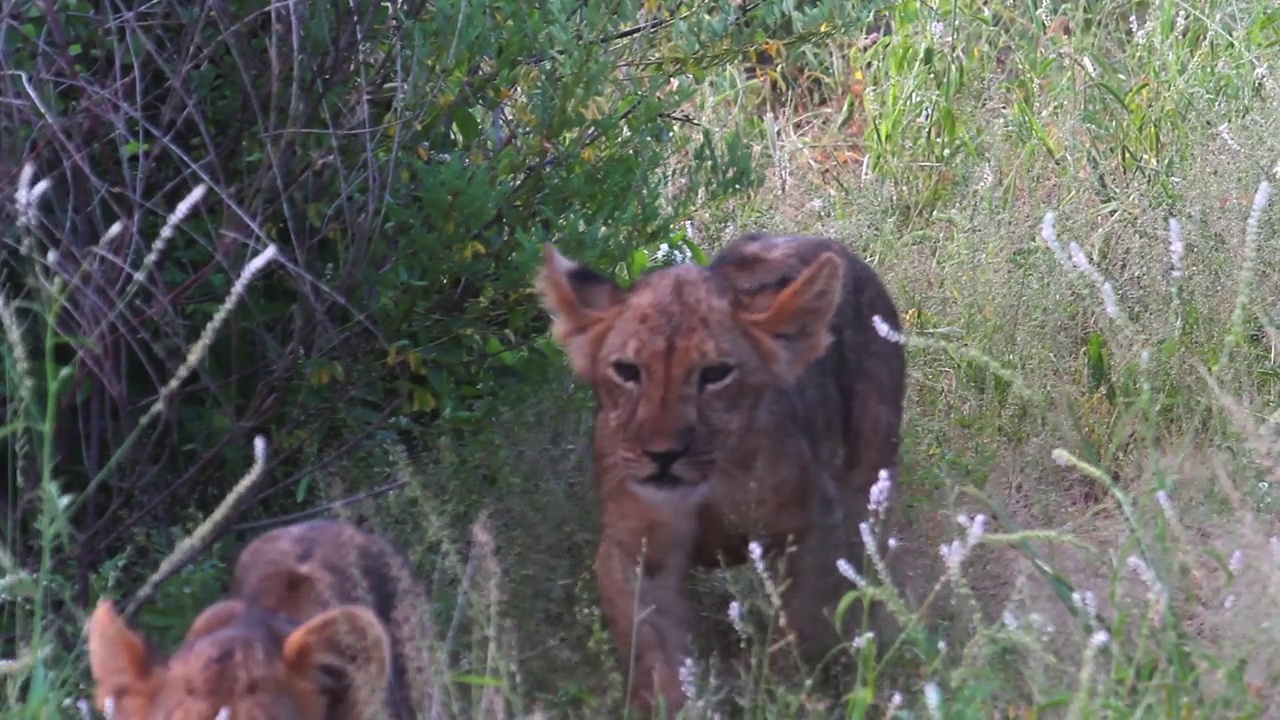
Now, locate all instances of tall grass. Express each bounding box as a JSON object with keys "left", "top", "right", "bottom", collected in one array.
[{"left": 7, "top": 0, "right": 1280, "bottom": 717}]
